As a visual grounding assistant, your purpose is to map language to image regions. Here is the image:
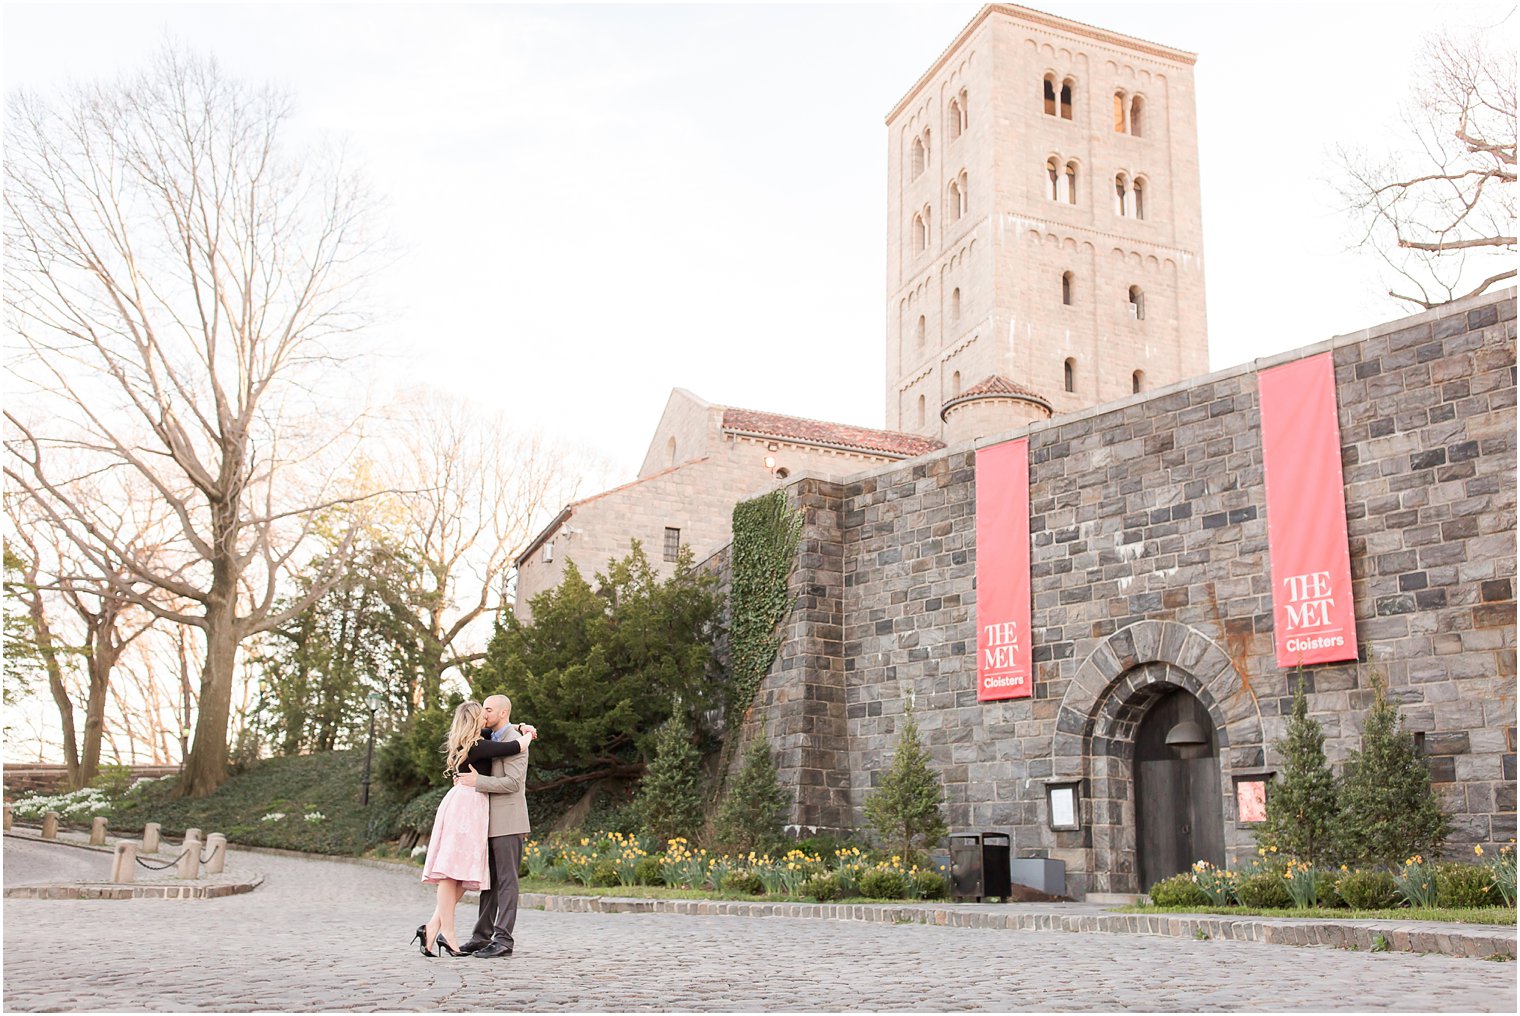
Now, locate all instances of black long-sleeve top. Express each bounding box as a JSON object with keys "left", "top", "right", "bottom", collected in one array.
[{"left": 459, "top": 734, "right": 523, "bottom": 774}]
